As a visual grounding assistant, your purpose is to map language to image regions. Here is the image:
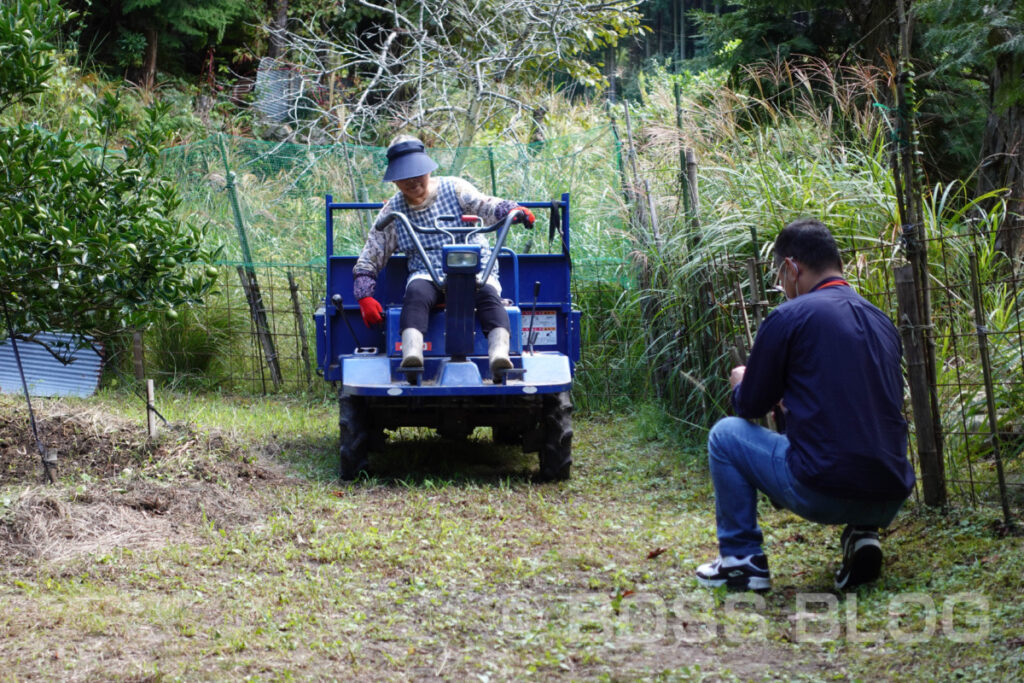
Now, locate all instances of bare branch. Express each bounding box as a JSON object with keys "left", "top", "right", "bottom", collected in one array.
[
  {"left": 10, "top": 333, "right": 83, "bottom": 365},
  {"left": 251, "top": 0, "right": 643, "bottom": 145}
]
